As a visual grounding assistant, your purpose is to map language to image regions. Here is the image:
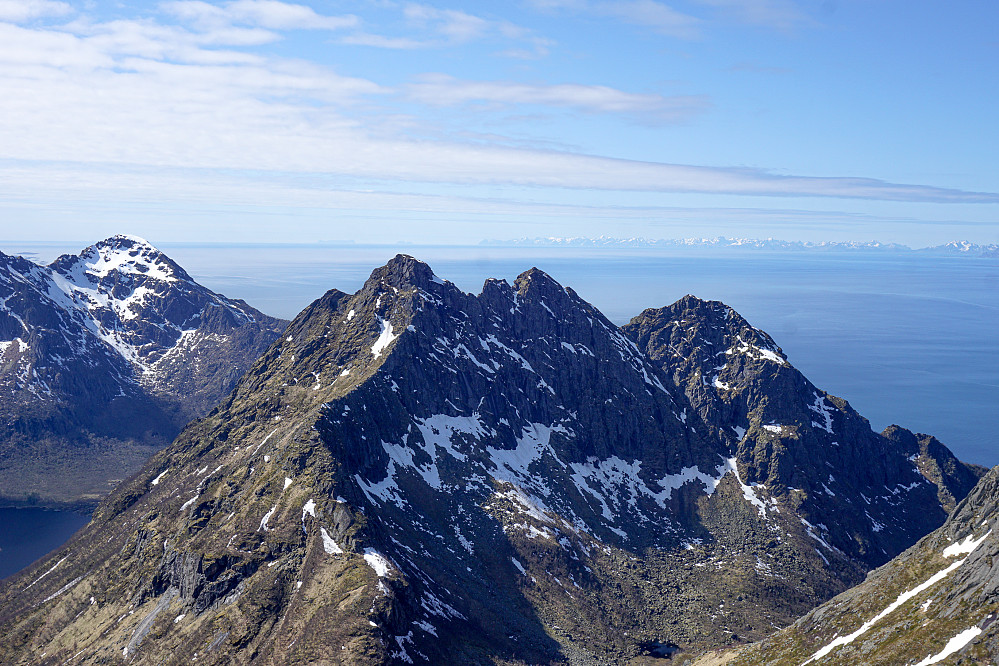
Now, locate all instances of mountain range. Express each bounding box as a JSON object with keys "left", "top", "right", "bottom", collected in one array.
[
  {"left": 0, "top": 253, "right": 984, "bottom": 665},
  {"left": 0, "top": 235, "right": 286, "bottom": 506},
  {"left": 482, "top": 236, "right": 999, "bottom": 256}
]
